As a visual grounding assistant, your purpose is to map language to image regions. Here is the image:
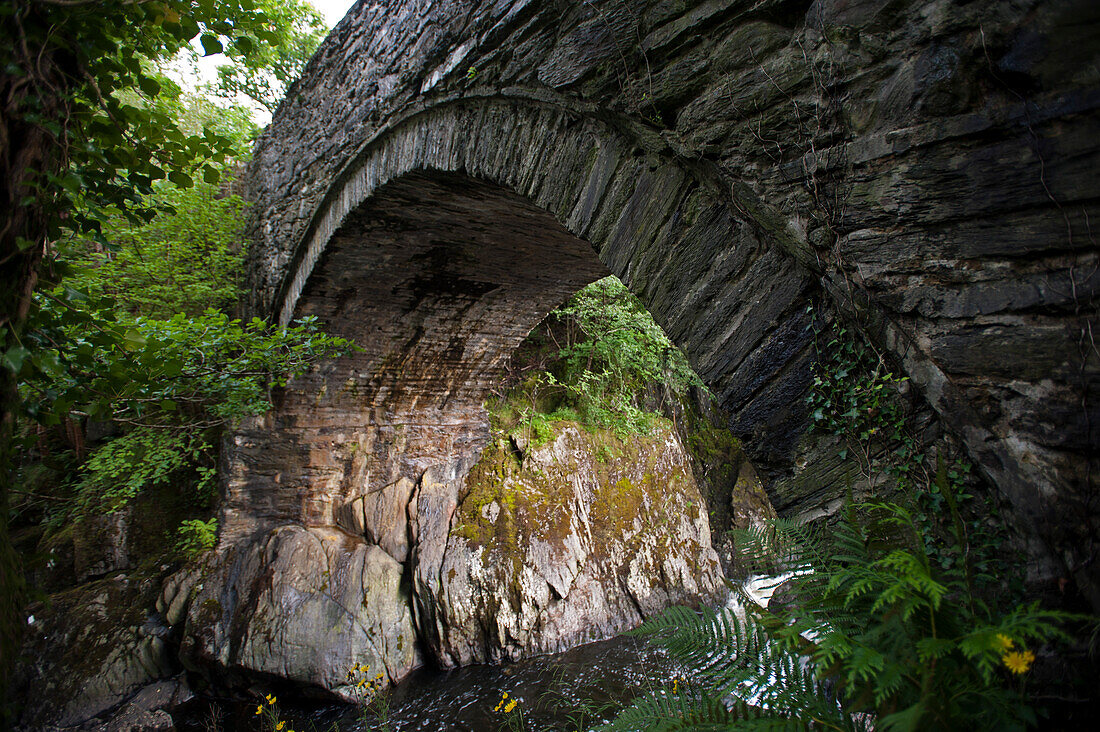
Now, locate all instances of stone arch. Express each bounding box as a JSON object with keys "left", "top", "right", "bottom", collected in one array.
[
  {"left": 190, "top": 0, "right": 1100, "bottom": 697},
  {"left": 224, "top": 98, "right": 817, "bottom": 550},
  {"left": 195, "top": 103, "right": 799, "bottom": 686},
  {"left": 271, "top": 99, "right": 810, "bottom": 462}
]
